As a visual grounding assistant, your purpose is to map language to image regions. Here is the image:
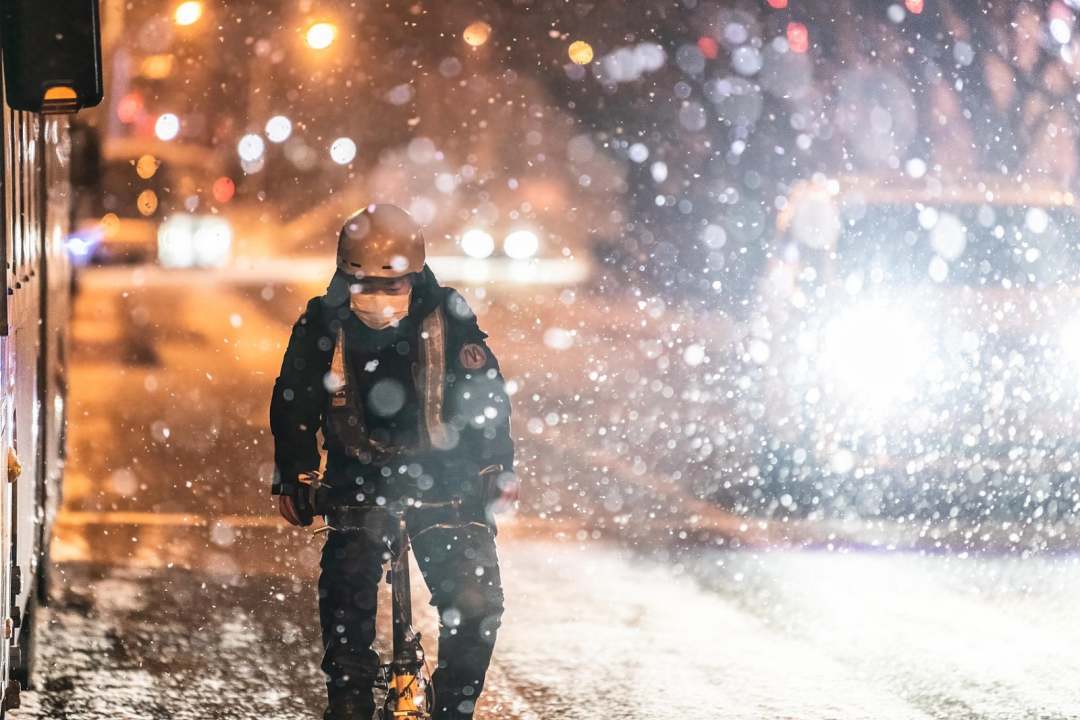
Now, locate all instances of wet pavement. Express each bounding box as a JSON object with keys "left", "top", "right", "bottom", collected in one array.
[{"left": 11, "top": 267, "right": 1080, "bottom": 719}]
